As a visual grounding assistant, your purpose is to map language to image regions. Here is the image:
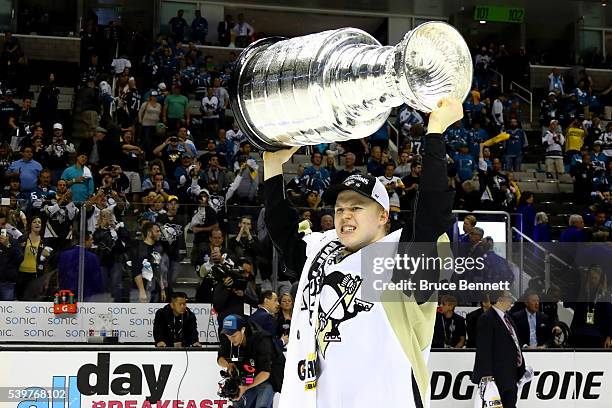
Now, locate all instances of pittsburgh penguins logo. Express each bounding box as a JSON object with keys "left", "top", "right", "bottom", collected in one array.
[{"left": 315, "top": 272, "right": 373, "bottom": 358}]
